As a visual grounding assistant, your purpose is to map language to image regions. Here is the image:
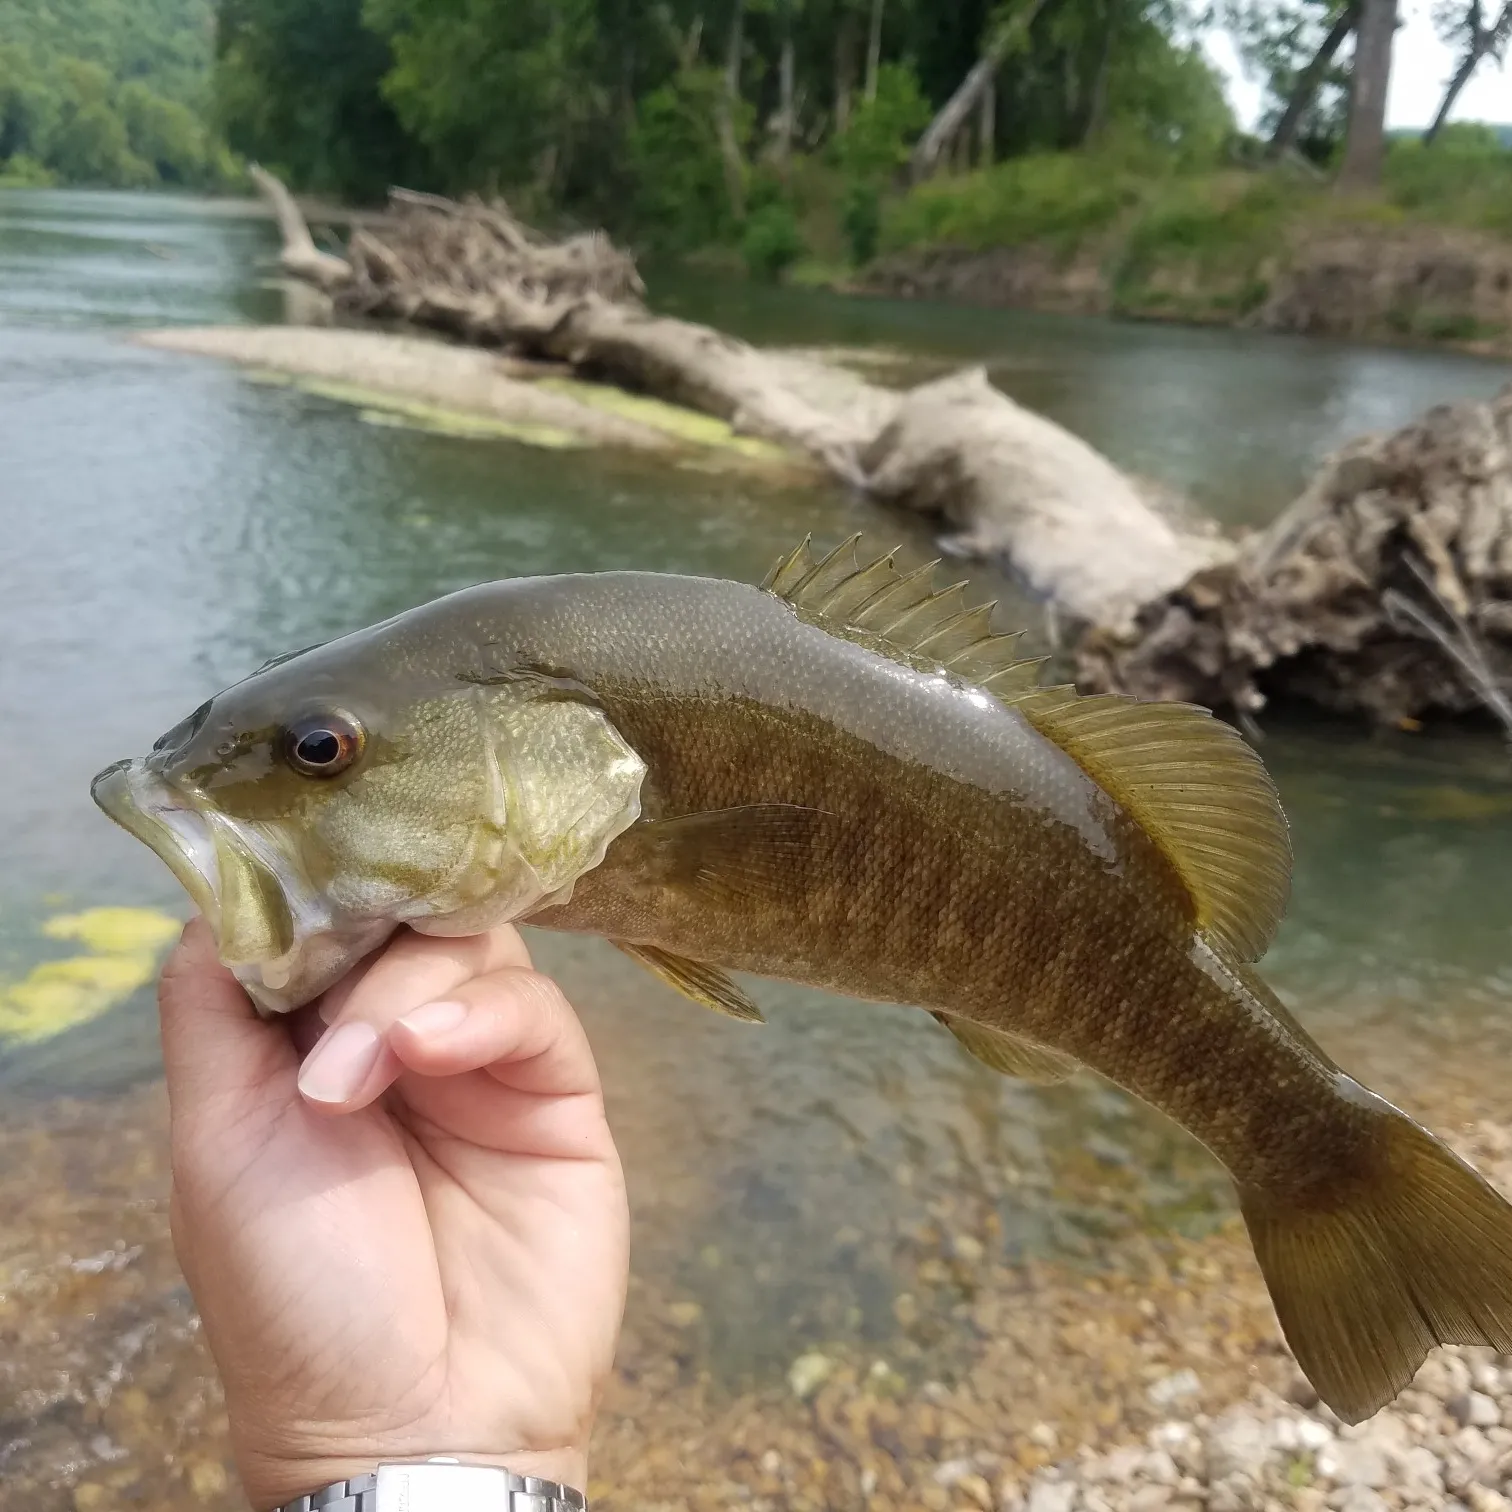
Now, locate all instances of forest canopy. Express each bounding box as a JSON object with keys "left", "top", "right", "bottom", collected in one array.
[{"left": 0, "top": 0, "right": 234, "bottom": 187}]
